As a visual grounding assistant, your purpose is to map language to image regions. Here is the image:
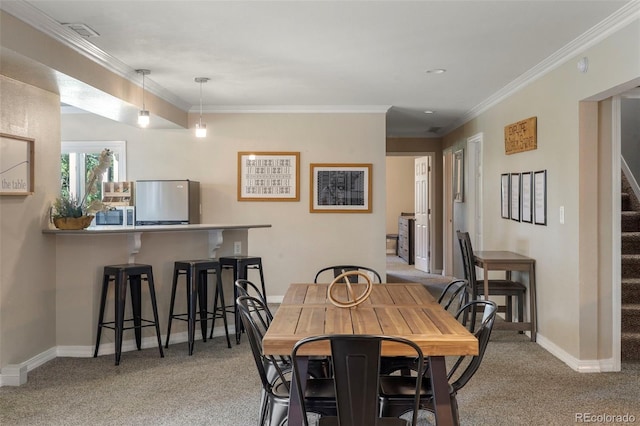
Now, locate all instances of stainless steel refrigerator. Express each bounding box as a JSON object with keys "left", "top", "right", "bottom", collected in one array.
[{"left": 135, "top": 180, "right": 200, "bottom": 225}]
